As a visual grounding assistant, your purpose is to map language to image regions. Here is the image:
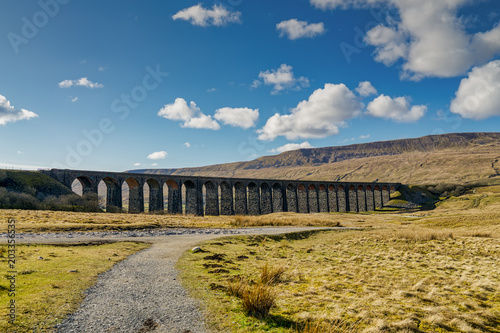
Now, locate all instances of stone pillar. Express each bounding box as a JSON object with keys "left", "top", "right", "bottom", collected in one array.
[
  {"left": 148, "top": 180, "right": 163, "bottom": 213},
  {"left": 220, "top": 182, "right": 233, "bottom": 215},
  {"left": 357, "top": 185, "right": 366, "bottom": 212},
  {"left": 328, "top": 185, "right": 338, "bottom": 212},
  {"left": 247, "top": 183, "right": 260, "bottom": 215},
  {"left": 318, "top": 185, "right": 328, "bottom": 213},
  {"left": 297, "top": 184, "right": 308, "bottom": 213},
  {"left": 204, "top": 181, "right": 219, "bottom": 216},
  {"left": 128, "top": 179, "right": 144, "bottom": 214},
  {"left": 285, "top": 184, "right": 297, "bottom": 213},
  {"left": 272, "top": 183, "right": 283, "bottom": 213},
  {"left": 184, "top": 181, "right": 198, "bottom": 215},
  {"left": 366, "top": 186, "right": 375, "bottom": 211},
  {"left": 348, "top": 185, "right": 358, "bottom": 212},
  {"left": 234, "top": 182, "right": 247, "bottom": 215},
  {"left": 260, "top": 183, "right": 272, "bottom": 214},
  {"left": 374, "top": 186, "right": 383, "bottom": 209},
  {"left": 308, "top": 185, "right": 319, "bottom": 213},
  {"left": 382, "top": 185, "right": 390, "bottom": 206}
]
